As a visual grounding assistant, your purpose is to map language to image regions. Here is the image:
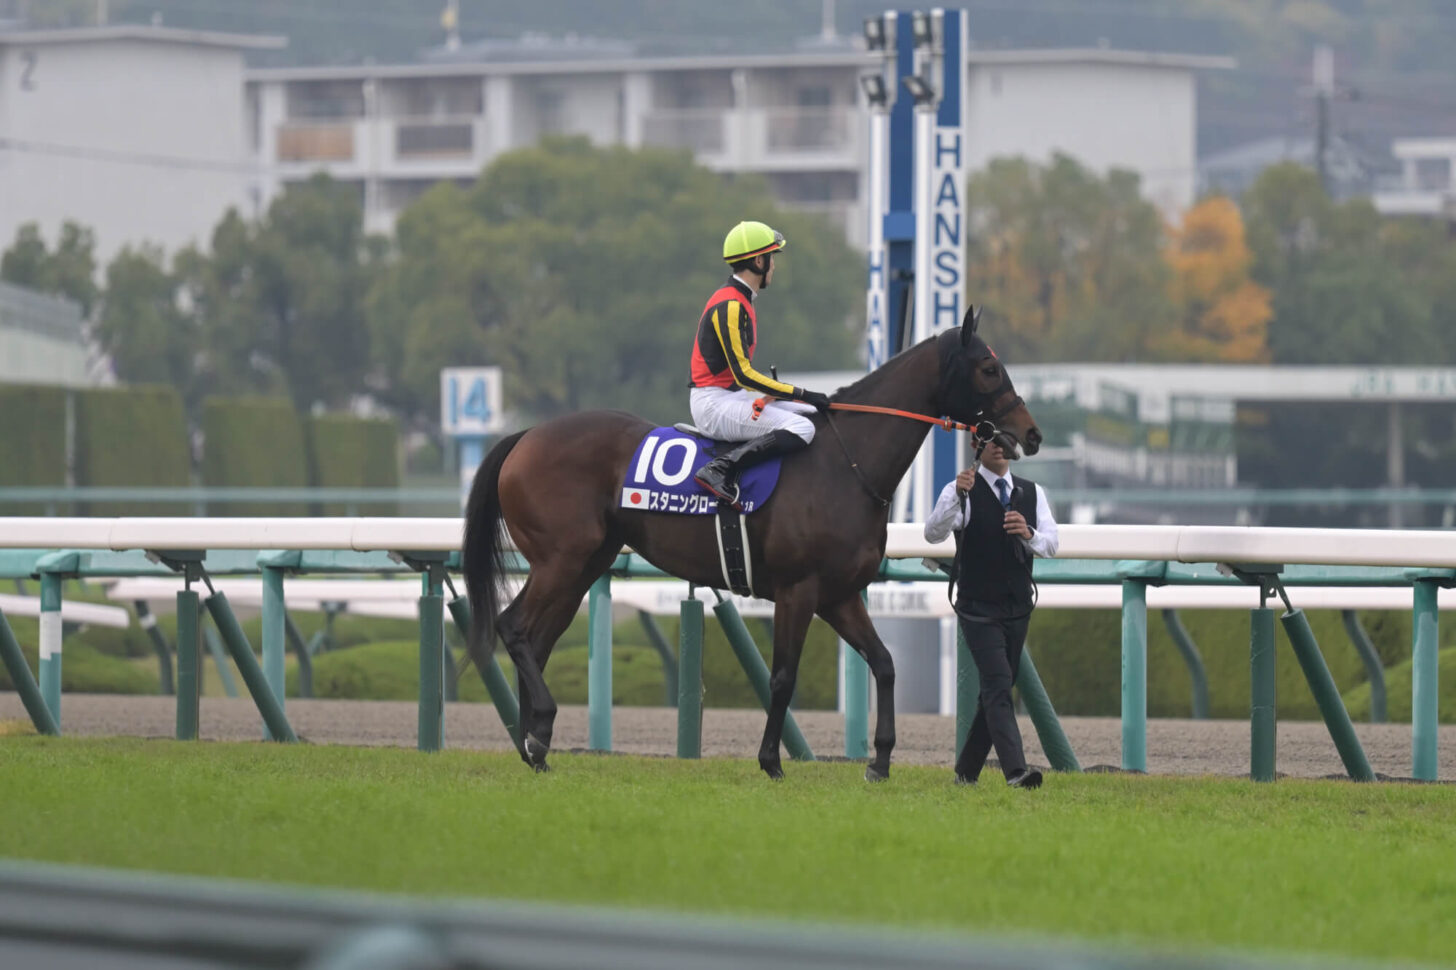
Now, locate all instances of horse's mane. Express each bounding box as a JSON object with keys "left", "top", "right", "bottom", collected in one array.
[{"left": 830, "top": 334, "right": 940, "bottom": 402}]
